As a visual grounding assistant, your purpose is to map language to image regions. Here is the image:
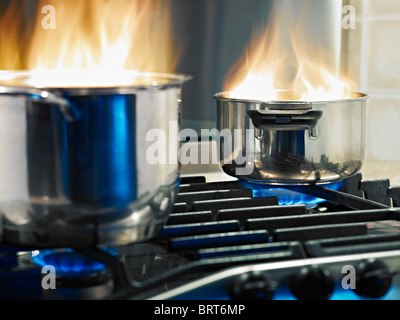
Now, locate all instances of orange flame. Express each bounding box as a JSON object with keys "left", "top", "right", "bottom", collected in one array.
[
  {"left": 0, "top": 0, "right": 178, "bottom": 87},
  {"left": 224, "top": 3, "right": 355, "bottom": 101},
  {"left": 0, "top": 0, "right": 28, "bottom": 70}
]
